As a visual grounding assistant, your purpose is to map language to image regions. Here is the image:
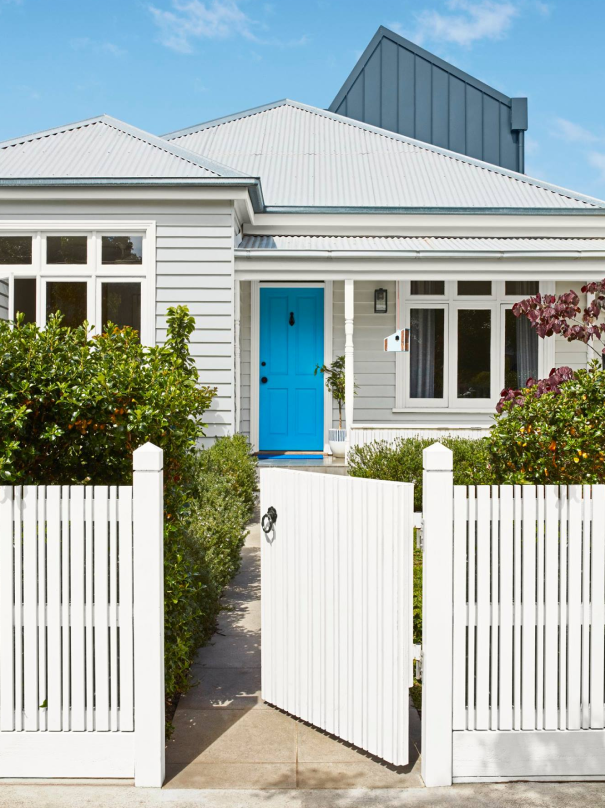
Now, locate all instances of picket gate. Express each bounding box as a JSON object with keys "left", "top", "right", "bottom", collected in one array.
[
  {"left": 0, "top": 443, "right": 165, "bottom": 786},
  {"left": 422, "top": 443, "right": 605, "bottom": 785}
]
